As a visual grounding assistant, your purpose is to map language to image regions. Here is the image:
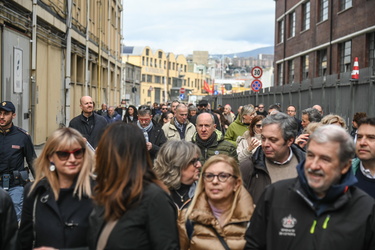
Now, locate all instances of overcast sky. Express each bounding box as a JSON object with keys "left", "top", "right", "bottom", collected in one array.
[{"left": 122, "top": 0, "right": 275, "bottom": 55}]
